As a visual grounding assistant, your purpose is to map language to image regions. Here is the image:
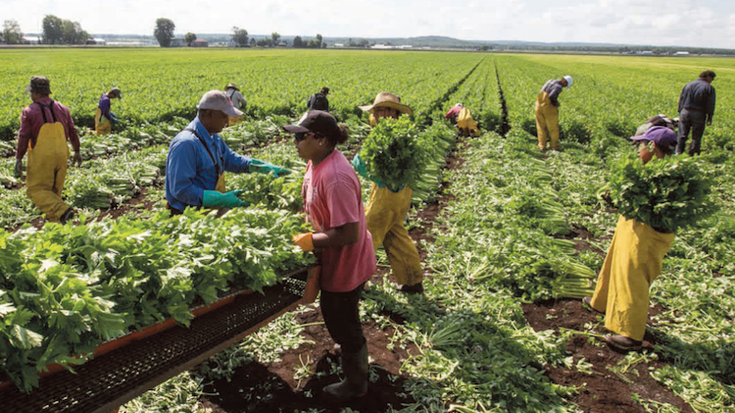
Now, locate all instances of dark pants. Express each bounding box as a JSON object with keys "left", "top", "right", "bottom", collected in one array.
[
  {"left": 320, "top": 283, "right": 366, "bottom": 354},
  {"left": 677, "top": 109, "right": 706, "bottom": 155}
]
